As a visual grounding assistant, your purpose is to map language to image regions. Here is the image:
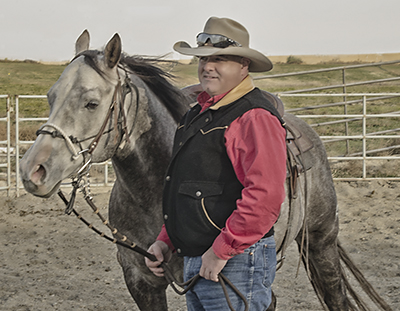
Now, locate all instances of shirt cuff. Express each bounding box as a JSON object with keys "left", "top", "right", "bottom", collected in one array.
[
  {"left": 156, "top": 225, "right": 175, "bottom": 252},
  {"left": 212, "top": 233, "right": 242, "bottom": 260}
]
